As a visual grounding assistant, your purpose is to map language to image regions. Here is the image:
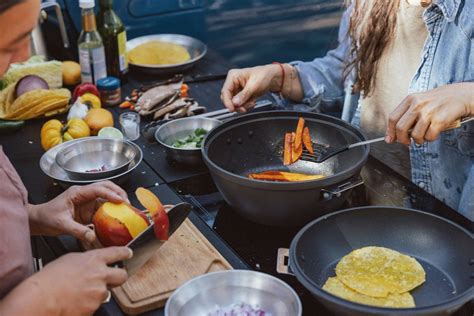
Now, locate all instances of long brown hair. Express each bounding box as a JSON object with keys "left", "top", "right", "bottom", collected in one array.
[{"left": 344, "top": 0, "right": 401, "bottom": 96}]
